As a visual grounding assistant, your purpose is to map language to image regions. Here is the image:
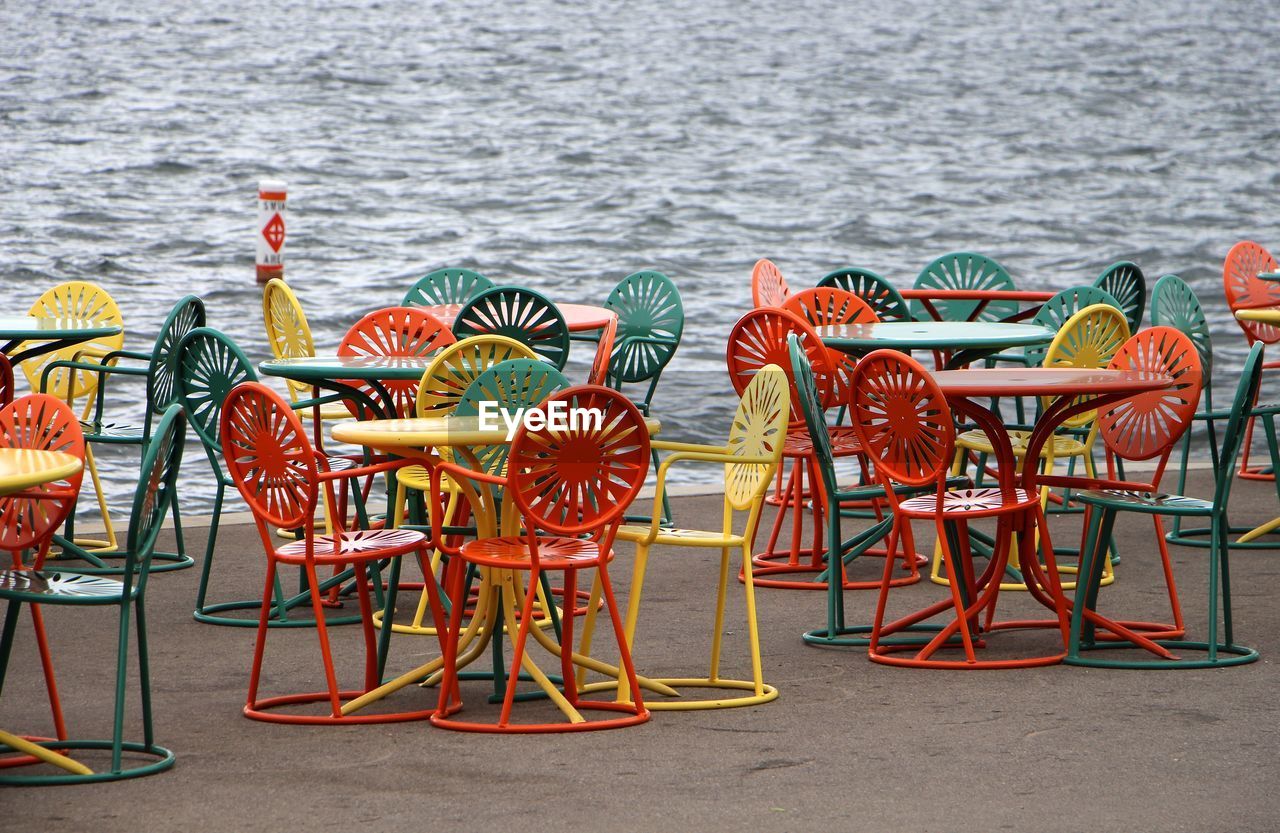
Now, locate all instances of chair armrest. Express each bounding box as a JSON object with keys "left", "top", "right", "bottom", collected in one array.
[
  {"left": 1036, "top": 474, "right": 1153, "bottom": 493},
  {"left": 628, "top": 447, "right": 775, "bottom": 544}
]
